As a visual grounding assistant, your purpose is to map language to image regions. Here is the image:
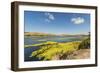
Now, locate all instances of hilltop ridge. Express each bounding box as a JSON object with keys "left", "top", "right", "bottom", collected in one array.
[{"left": 24, "top": 32, "right": 89, "bottom": 37}]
